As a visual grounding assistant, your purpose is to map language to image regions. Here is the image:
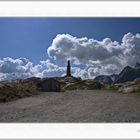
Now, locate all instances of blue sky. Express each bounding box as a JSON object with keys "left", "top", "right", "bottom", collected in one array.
[
  {"left": 0, "top": 18, "right": 140, "bottom": 80},
  {"left": 0, "top": 18, "right": 140, "bottom": 64}
]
